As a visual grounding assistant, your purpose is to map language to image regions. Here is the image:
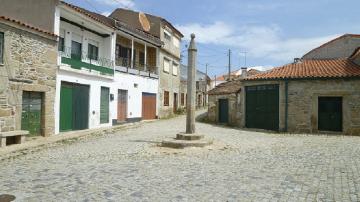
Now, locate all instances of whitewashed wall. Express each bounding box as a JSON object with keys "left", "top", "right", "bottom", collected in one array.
[
  {"left": 54, "top": 70, "right": 114, "bottom": 134},
  {"left": 111, "top": 72, "right": 159, "bottom": 121}
]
